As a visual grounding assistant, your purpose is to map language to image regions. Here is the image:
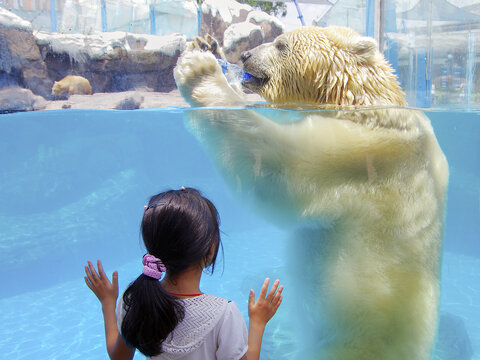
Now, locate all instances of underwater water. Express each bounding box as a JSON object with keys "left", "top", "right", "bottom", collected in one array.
[{"left": 0, "top": 107, "right": 478, "bottom": 360}]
